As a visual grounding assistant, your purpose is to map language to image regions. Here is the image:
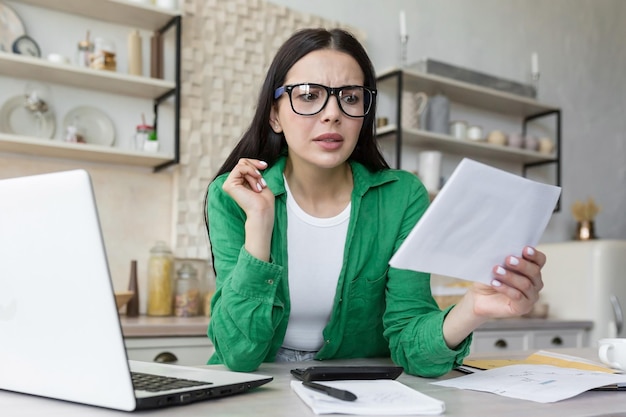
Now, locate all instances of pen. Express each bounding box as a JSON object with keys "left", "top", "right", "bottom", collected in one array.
[{"left": 302, "top": 381, "right": 357, "bottom": 401}]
